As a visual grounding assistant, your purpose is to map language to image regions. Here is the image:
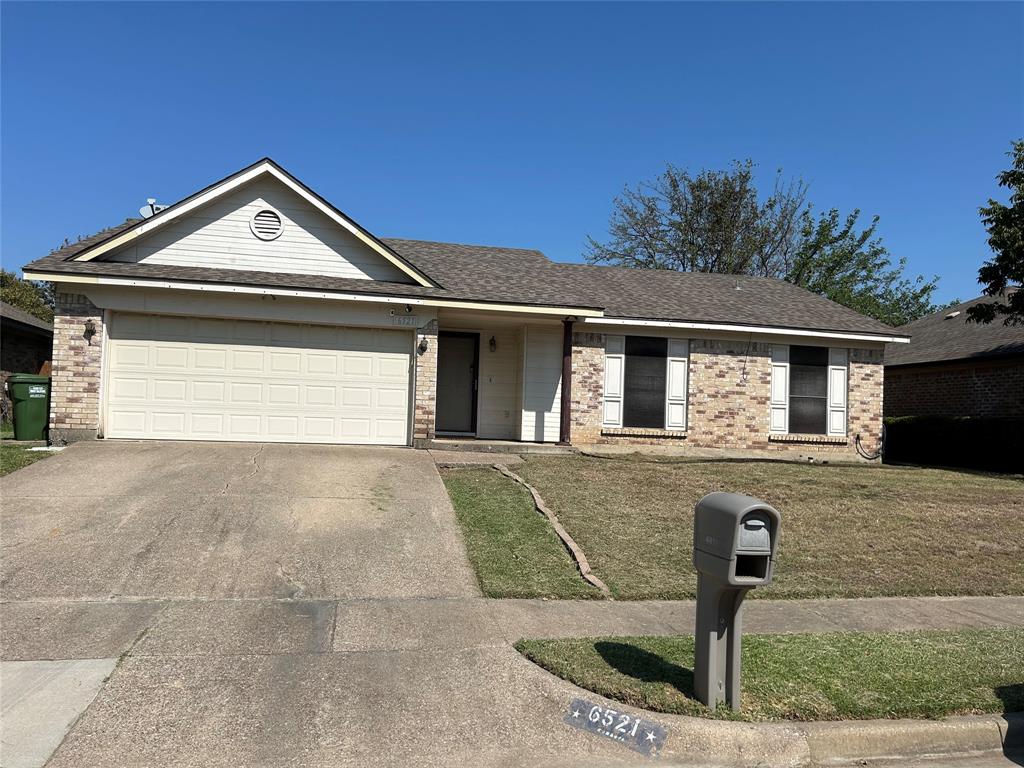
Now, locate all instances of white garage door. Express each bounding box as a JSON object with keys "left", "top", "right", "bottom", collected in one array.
[{"left": 104, "top": 313, "right": 412, "bottom": 445}]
